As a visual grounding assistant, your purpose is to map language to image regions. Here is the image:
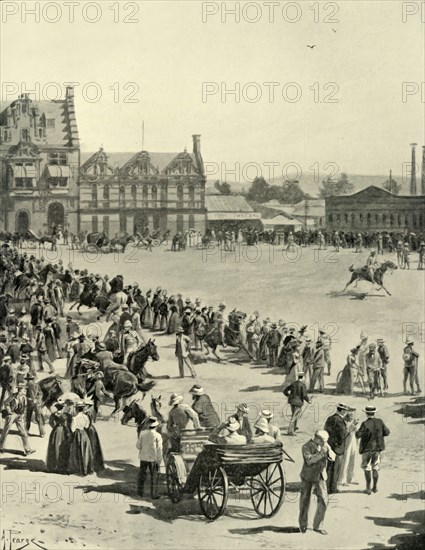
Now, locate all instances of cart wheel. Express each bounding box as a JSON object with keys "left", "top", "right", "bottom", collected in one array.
[
  {"left": 198, "top": 467, "right": 228, "bottom": 521},
  {"left": 250, "top": 462, "right": 285, "bottom": 518},
  {"left": 166, "top": 456, "right": 183, "bottom": 503}
]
